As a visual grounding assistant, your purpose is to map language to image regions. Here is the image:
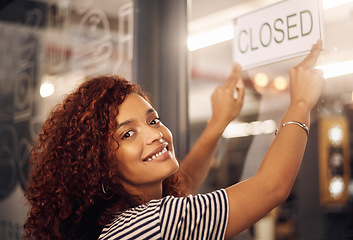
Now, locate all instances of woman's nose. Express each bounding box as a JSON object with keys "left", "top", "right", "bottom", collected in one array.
[{"left": 145, "top": 127, "right": 163, "bottom": 144}]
